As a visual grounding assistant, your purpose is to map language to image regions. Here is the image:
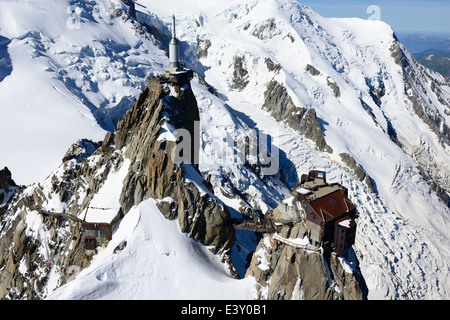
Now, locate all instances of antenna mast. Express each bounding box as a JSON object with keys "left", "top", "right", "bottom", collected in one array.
[{"left": 172, "top": 14, "right": 176, "bottom": 38}]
